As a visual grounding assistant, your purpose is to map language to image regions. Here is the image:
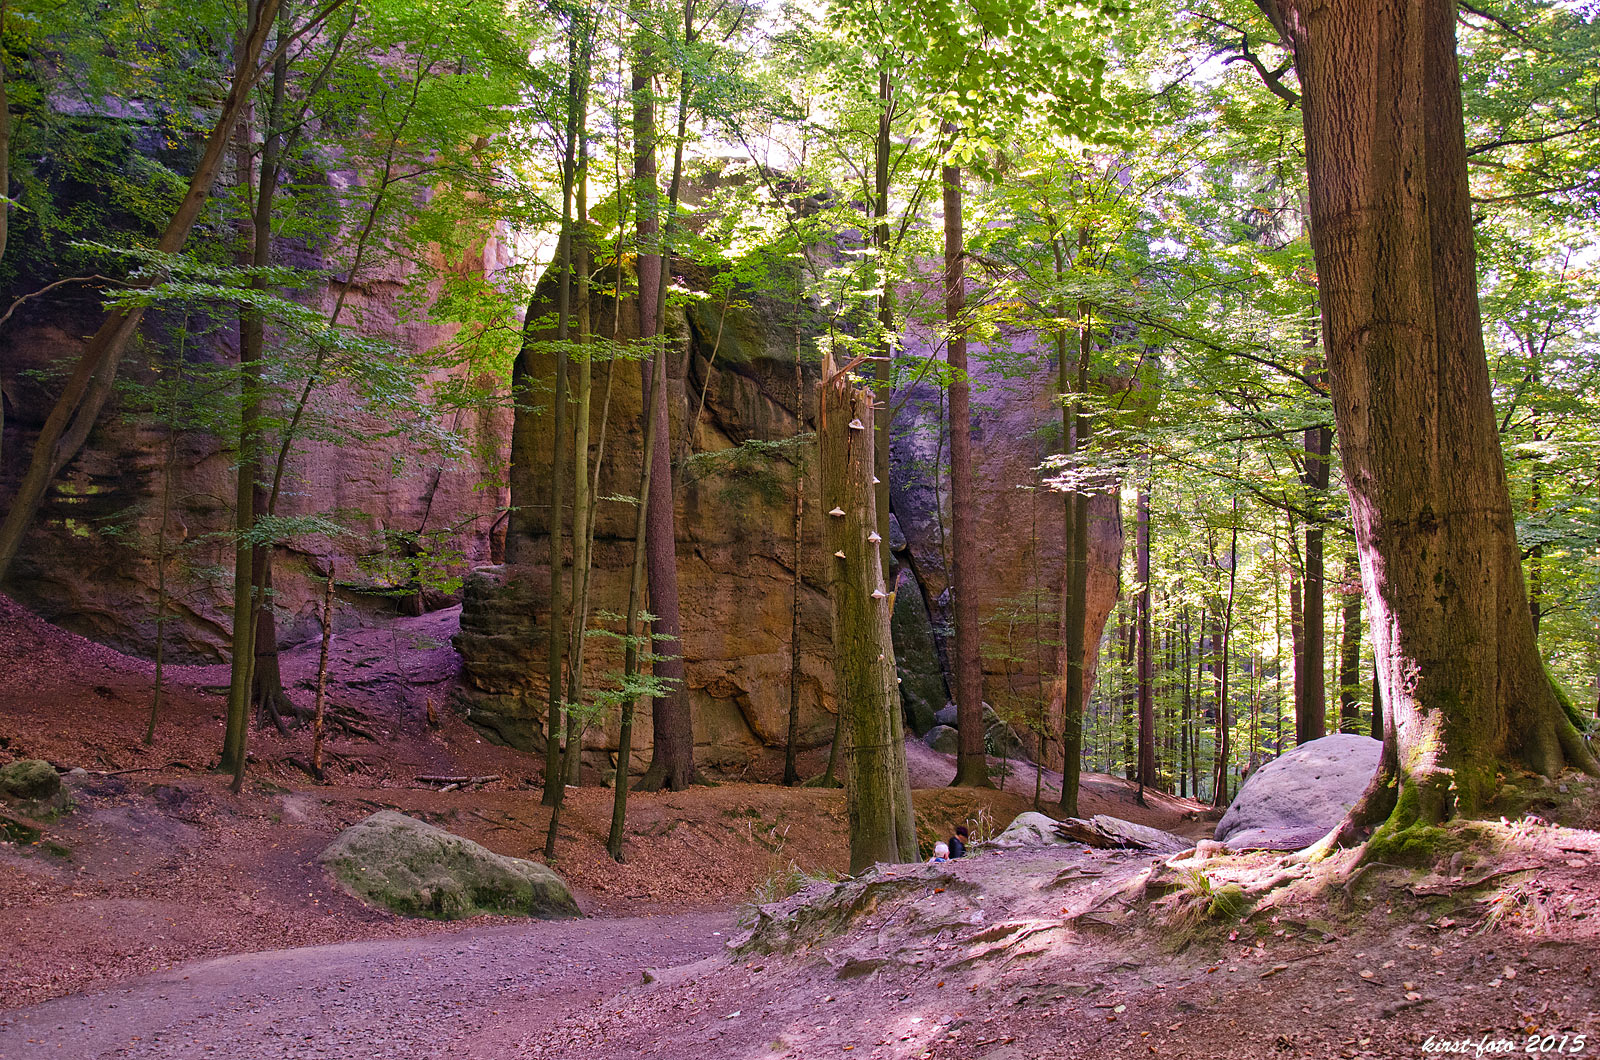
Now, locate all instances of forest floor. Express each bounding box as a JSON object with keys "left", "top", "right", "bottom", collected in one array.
[{"left": 2, "top": 593, "right": 1599, "bottom": 1059}]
